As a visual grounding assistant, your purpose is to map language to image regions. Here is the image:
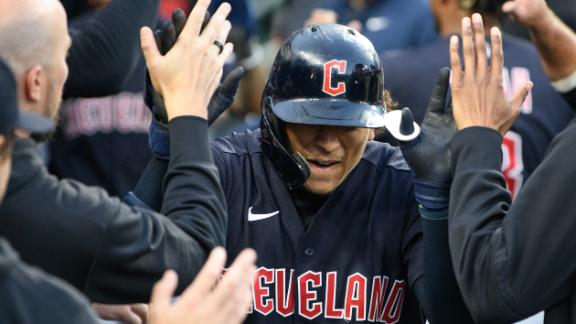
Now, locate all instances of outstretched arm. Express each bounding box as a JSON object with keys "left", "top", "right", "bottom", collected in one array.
[
  {"left": 388, "top": 70, "right": 474, "bottom": 323},
  {"left": 502, "top": 0, "right": 576, "bottom": 82},
  {"left": 86, "top": 0, "right": 234, "bottom": 302},
  {"left": 446, "top": 13, "right": 576, "bottom": 323}
]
